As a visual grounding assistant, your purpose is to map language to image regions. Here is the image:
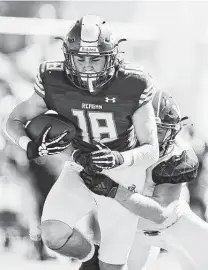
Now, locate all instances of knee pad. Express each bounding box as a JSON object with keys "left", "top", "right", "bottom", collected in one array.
[
  {"left": 64, "top": 228, "right": 95, "bottom": 261},
  {"left": 41, "top": 220, "right": 73, "bottom": 250}
]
